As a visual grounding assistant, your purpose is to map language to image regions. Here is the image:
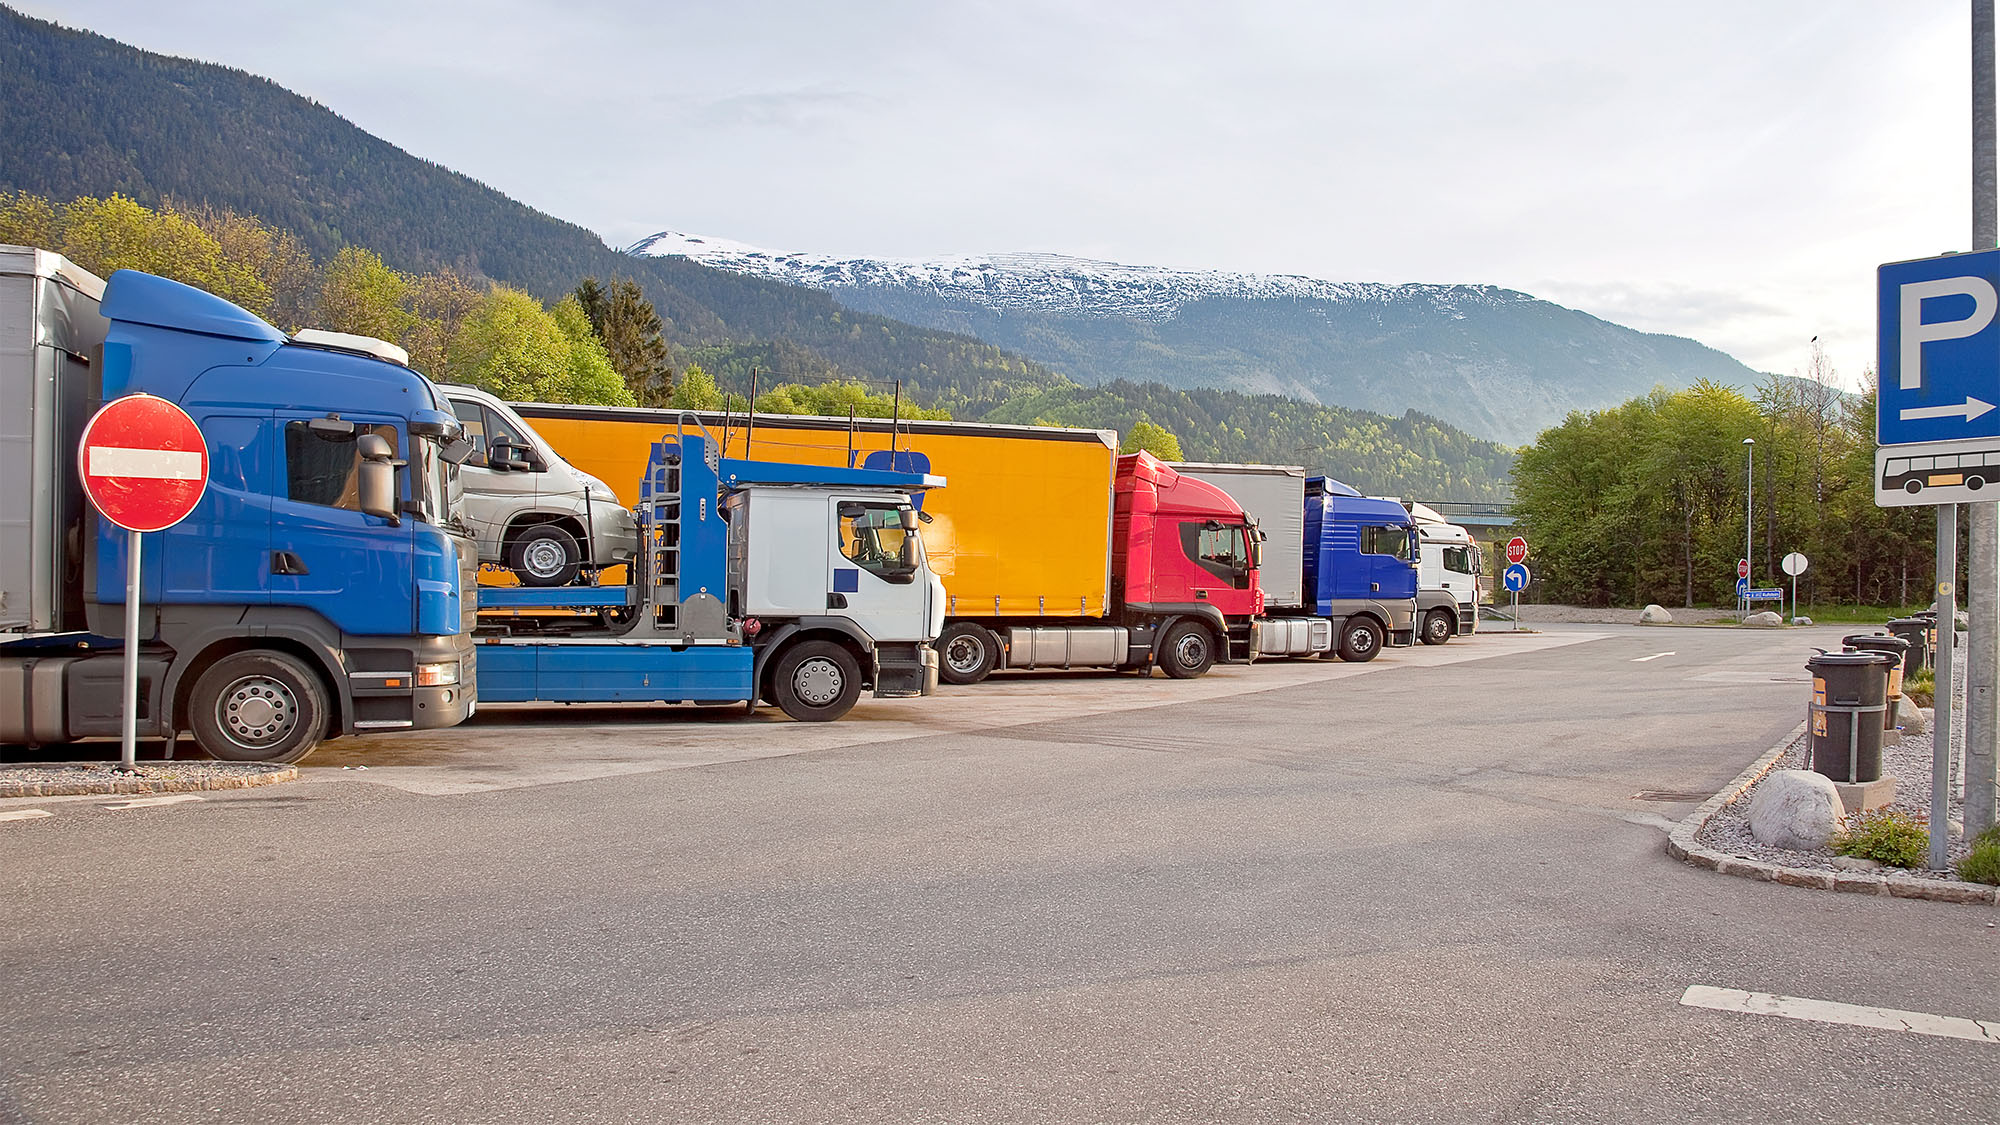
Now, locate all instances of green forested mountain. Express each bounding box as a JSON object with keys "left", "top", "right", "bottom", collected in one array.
[{"left": 0, "top": 4, "right": 1513, "bottom": 500}]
